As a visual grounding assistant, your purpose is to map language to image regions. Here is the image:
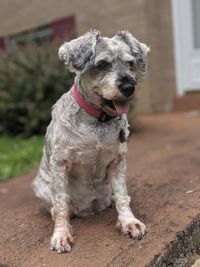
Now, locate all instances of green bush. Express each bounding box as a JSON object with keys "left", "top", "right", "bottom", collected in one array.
[{"left": 0, "top": 44, "right": 74, "bottom": 137}]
